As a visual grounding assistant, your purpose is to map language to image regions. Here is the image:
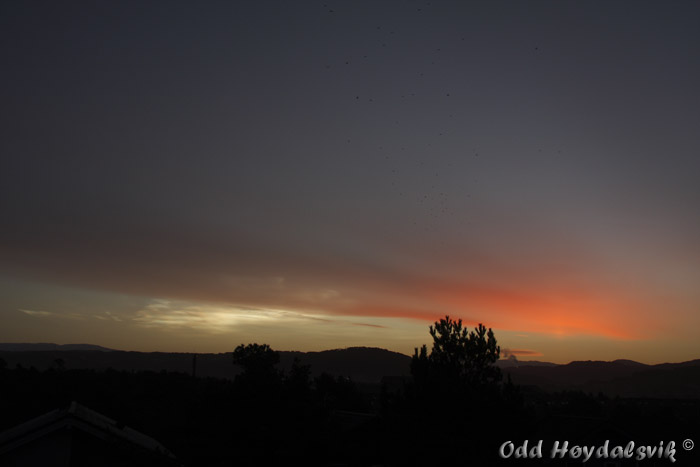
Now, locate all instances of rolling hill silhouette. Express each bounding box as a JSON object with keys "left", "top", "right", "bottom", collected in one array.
[
  {"left": 503, "top": 358, "right": 700, "bottom": 398},
  {"left": 0, "top": 345, "right": 411, "bottom": 383},
  {"left": 0, "top": 343, "right": 115, "bottom": 352},
  {"left": 2, "top": 344, "right": 699, "bottom": 398}
]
